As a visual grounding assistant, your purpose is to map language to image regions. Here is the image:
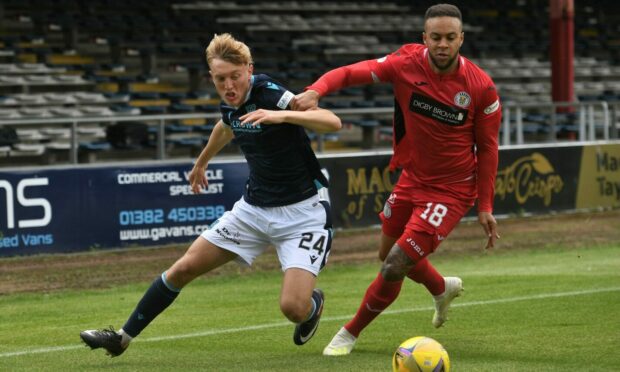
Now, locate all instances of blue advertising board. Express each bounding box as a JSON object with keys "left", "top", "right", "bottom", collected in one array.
[
  {"left": 0, "top": 161, "right": 248, "bottom": 256},
  {"left": 2, "top": 142, "right": 618, "bottom": 257}
]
